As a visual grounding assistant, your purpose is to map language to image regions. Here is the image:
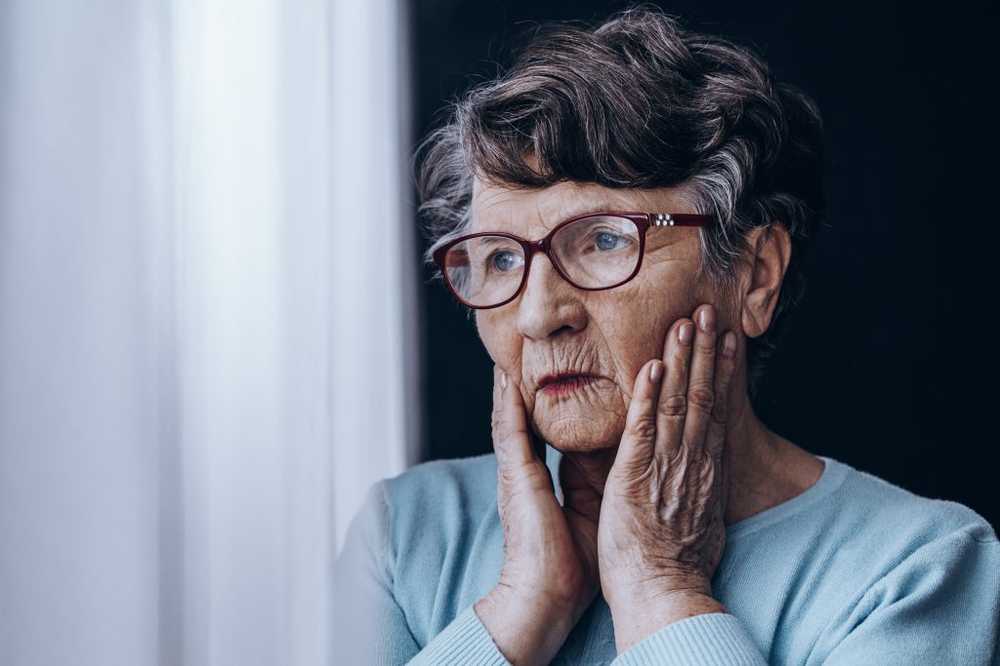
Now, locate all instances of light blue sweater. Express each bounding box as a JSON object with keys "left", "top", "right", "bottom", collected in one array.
[{"left": 331, "top": 445, "right": 1000, "bottom": 664}]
